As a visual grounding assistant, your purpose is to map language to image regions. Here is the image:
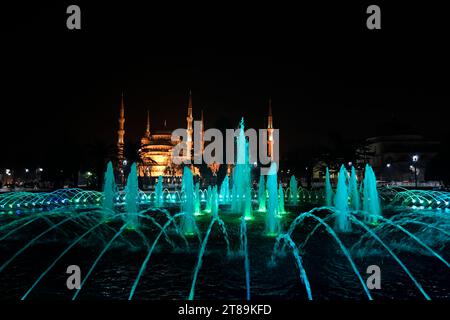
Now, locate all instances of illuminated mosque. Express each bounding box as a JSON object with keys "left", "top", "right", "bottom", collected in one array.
[{"left": 115, "top": 92, "right": 274, "bottom": 182}]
